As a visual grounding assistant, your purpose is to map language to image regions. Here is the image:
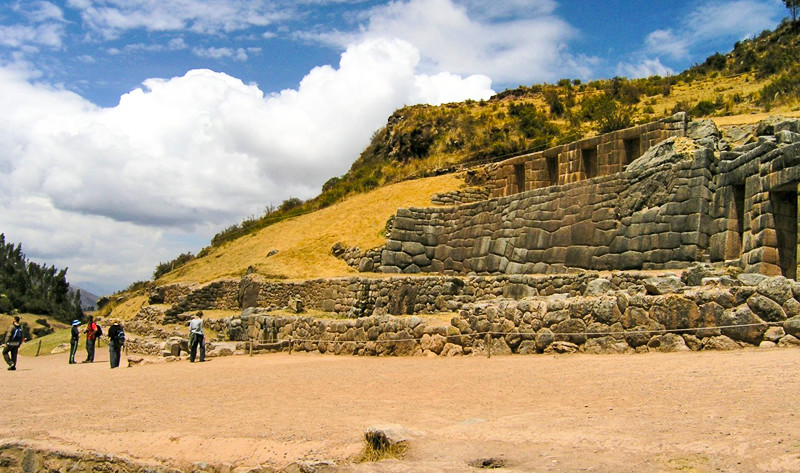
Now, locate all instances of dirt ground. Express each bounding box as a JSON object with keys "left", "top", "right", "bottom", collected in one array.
[{"left": 1, "top": 348, "right": 799, "bottom": 473}]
